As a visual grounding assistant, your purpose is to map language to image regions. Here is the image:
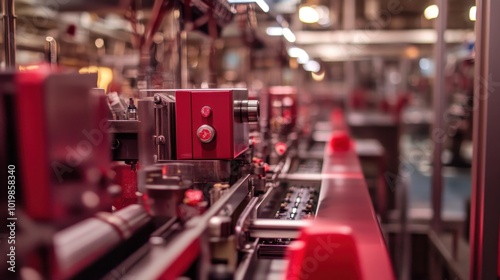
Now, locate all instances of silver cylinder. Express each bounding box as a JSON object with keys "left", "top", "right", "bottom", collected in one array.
[
  {"left": 248, "top": 219, "right": 311, "bottom": 239},
  {"left": 234, "top": 100, "right": 260, "bottom": 123},
  {"left": 53, "top": 205, "right": 150, "bottom": 279},
  {"left": 154, "top": 94, "right": 176, "bottom": 161},
  {"left": 45, "top": 36, "right": 58, "bottom": 68},
  {"left": 138, "top": 98, "right": 156, "bottom": 192}
]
